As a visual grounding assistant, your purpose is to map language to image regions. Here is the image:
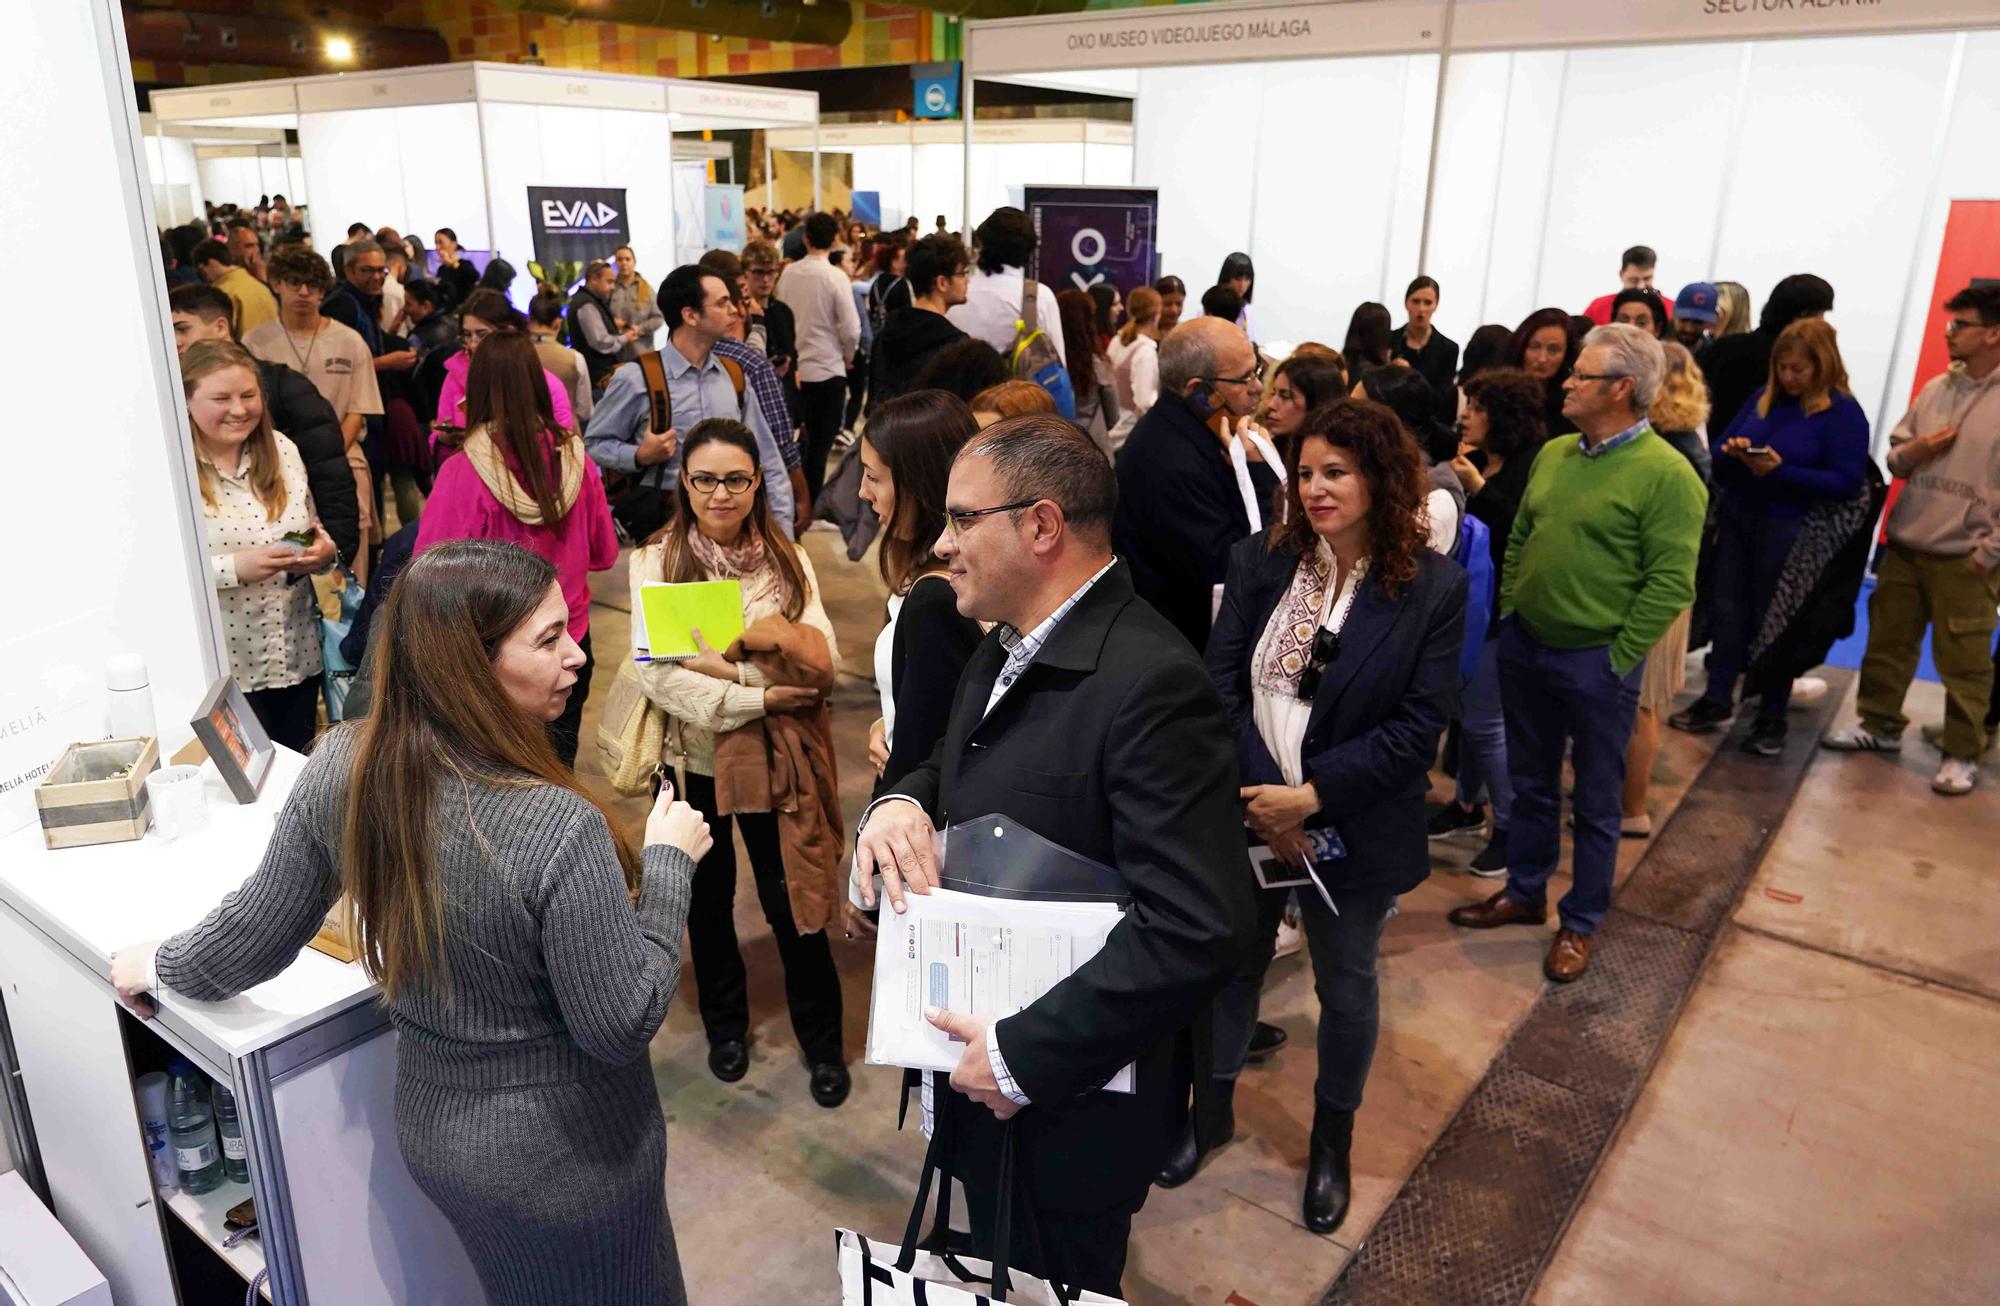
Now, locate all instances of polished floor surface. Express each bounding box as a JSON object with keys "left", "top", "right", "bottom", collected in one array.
[{"left": 573, "top": 534, "right": 1996, "bottom": 1305}]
